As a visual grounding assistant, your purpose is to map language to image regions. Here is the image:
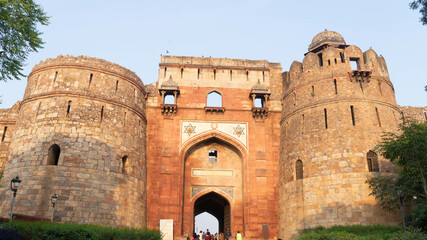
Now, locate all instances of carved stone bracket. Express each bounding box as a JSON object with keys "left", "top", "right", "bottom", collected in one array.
[
  {"left": 349, "top": 70, "right": 372, "bottom": 82},
  {"left": 252, "top": 107, "right": 269, "bottom": 119},
  {"left": 204, "top": 107, "right": 225, "bottom": 113},
  {"left": 161, "top": 104, "right": 177, "bottom": 115}
]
